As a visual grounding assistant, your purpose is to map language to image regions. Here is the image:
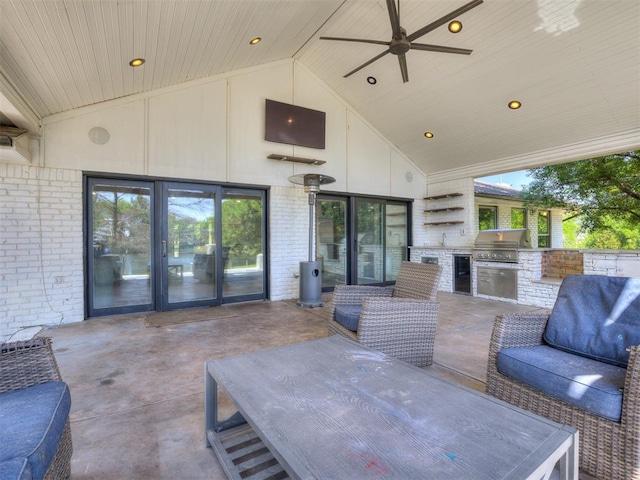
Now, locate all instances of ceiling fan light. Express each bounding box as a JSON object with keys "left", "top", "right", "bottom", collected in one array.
[
  {"left": 129, "top": 58, "right": 145, "bottom": 67},
  {"left": 448, "top": 21, "right": 463, "bottom": 33},
  {"left": 508, "top": 100, "right": 522, "bottom": 110},
  {"left": 424, "top": 132, "right": 434, "bottom": 138}
]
